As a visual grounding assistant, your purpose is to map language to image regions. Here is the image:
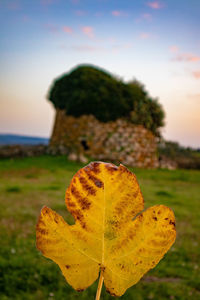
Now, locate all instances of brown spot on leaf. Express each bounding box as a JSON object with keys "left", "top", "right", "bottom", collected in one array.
[
  {"left": 169, "top": 220, "right": 176, "bottom": 227},
  {"left": 42, "top": 207, "right": 49, "bottom": 215},
  {"left": 133, "top": 189, "right": 139, "bottom": 198},
  {"left": 65, "top": 265, "right": 70, "bottom": 269},
  {"left": 119, "top": 164, "right": 133, "bottom": 175},
  {"left": 37, "top": 219, "right": 45, "bottom": 227},
  {"left": 37, "top": 227, "right": 48, "bottom": 235},
  {"left": 105, "top": 163, "right": 118, "bottom": 173},
  {"left": 66, "top": 192, "right": 76, "bottom": 208},
  {"left": 54, "top": 216, "right": 59, "bottom": 223},
  {"left": 70, "top": 209, "right": 86, "bottom": 229},
  {"left": 87, "top": 173, "right": 104, "bottom": 188},
  {"left": 165, "top": 218, "right": 168, "bottom": 220},
  {"left": 76, "top": 288, "right": 84, "bottom": 292},
  {"left": 86, "top": 162, "right": 101, "bottom": 174},
  {"left": 128, "top": 228, "right": 136, "bottom": 240},
  {"left": 71, "top": 185, "right": 81, "bottom": 198},
  {"left": 67, "top": 200, "right": 76, "bottom": 208},
  {"left": 79, "top": 177, "right": 96, "bottom": 196},
  {"left": 153, "top": 217, "right": 158, "bottom": 221},
  {"left": 106, "top": 289, "right": 118, "bottom": 297},
  {"left": 138, "top": 214, "right": 143, "bottom": 220},
  {"left": 79, "top": 198, "right": 91, "bottom": 210},
  {"left": 70, "top": 185, "right": 91, "bottom": 210},
  {"left": 114, "top": 199, "right": 128, "bottom": 215}
]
